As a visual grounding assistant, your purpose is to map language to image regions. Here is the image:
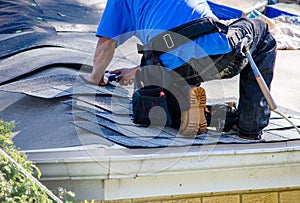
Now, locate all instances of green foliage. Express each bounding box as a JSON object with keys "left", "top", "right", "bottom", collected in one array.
[
  {"left": 0, "top": 120, "right": 77, "bottom": 203},
  {"left": 53, "top": 187, "right": 77, "bottom": 203}
]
